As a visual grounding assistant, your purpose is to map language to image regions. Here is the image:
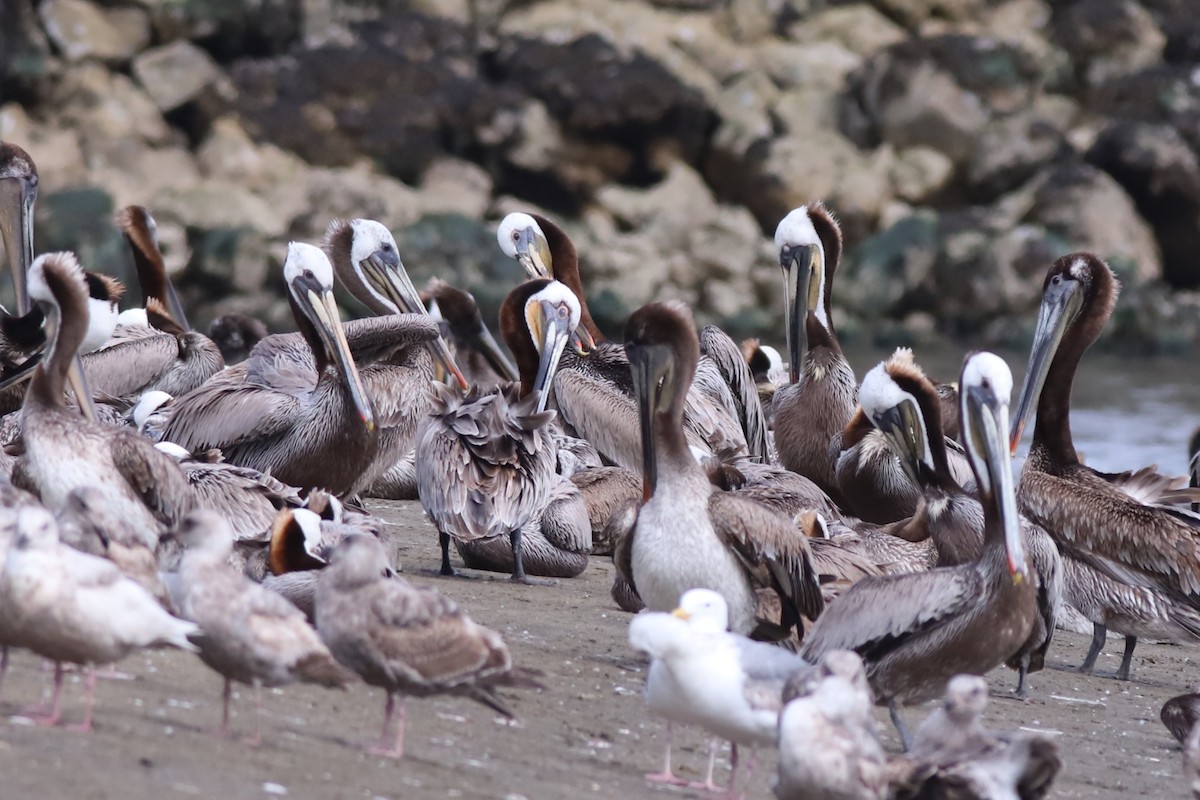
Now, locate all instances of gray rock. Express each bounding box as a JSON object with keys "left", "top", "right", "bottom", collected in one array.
[
  {"left": 51, "top": 63, "right": 171, "bottom": 145},
  {"left": 132, "top": 40, "right": 225, "bottom": 112},
  {"left": 965, "top": 111, "right": 1070, "bottom": 202},
  {"left": 232, "top": 12, "right": 518, "bottom": 183},
  {"left": 1024, "top": 161, "right": 1162, "bottom": 284},
  {"left": 35, "top": 187, "right": 127, "bottom": 278},
  {"left": 188, "top": 227, "right": 272, "bottom": 295},
  {"left": 1054, "top": 0, "right": 1166, "bottom": 88},
  {"left": 841, "top": 35, "right": 1041, "bottom": 160},
  {"left": 39, "top": 0, "right": 149, "bottom": 64},
  {"left": 1087, "top": 121, "right": 1200, "bottom": 288}
]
